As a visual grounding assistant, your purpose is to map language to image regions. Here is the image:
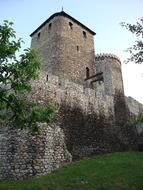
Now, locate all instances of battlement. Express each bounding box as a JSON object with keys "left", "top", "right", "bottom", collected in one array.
[
  {"left": 95, "top": 53, "right": 121, "bottom": 65},
  {"left": 31, "top": 72, "right": 115, "bottom": 116},
  {"left": 34, "top": 72, "right": 104, "bottom": 98},
  {"left": 42, "top": 73, "right": 96, "bottom": 96}
]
